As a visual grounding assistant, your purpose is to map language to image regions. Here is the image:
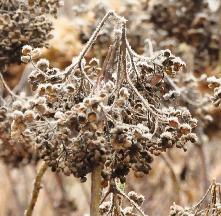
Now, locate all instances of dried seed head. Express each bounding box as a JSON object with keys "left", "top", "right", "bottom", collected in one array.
[
  {"left": 54, "top": 111, "right": 64, "bottom": 119},
  {"left": 99, "top": 201, "right": 110, "bottom": 214},
  {"left": 0, "top": 0, "right": 58, "bottom": 69},
  {"left": 36, "top": 59, "right": 50, "bottom": 71},
  {"left": 21, "top": 55, "right": 31, "bottom": 63},
  {"left": 179, "top": 123, "right": 191, "bottom": 134},
  {"left": 35, "top": 104, "right": 47, "bottom": 114},
  {"left": 119, "top": 87, "right": 130, "bottom": 99},
  {"left": 122, "top": 207, "right": 133, "bottom": 216},
  {"left": 23, "top": 110, "right": 35, "bottom": 122},
  {"left": 31, "top": 48, "right": 41, "bottom": 60},
  {"left": 78, "top": 113, "right": 87, "bottom": 124},
  {"left": 189, "top": 118, "right": 197, "bottom": 128},
  {"left": 12, "top": 101, "right": 23, "bottom": 111},
  {"left": 13, "top": 110, "right": 24, "bottom": 122},
  {"left": 128, "top": 191, "right": 145, "bottom": 206},
  {"left": 22, "top": 45, "right": 32, "bottom": 55},
  {"left": 88, "top": 112, "right": 97, "bottom": 122},
  {"left": 168, "top": 116, "right": 179, "bottom": 128}
]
